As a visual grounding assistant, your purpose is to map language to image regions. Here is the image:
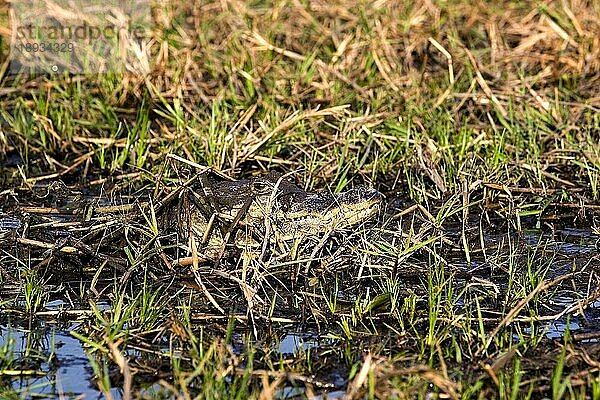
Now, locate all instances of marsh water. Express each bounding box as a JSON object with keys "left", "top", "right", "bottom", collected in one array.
[
  {"left": 1, "top": 157, "right": 599, "bottom": 397},
  {"left": 1, "top": 193, "right": 598, "bottom": 398}
]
